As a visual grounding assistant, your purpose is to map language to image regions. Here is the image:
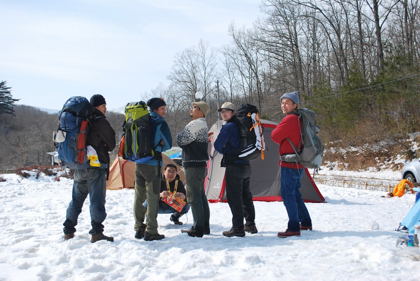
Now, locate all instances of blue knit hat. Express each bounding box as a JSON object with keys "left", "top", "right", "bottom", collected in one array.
[{"left": 280, "top": 91, "right": 300, "bottom": 104}]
